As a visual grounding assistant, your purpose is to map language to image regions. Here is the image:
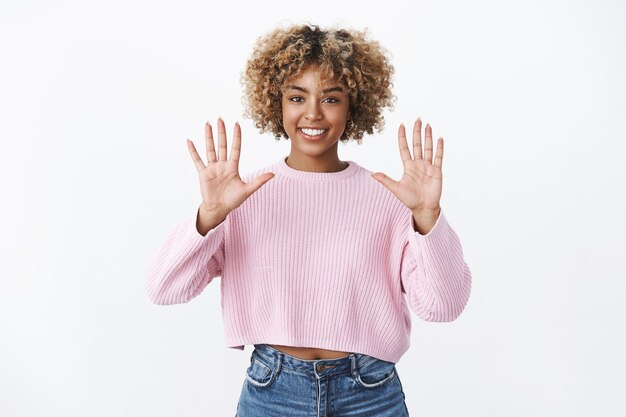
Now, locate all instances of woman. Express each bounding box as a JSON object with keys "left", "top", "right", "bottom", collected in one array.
[{"left": 146, "top": 23, "right": 472, "bottom": 416}]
